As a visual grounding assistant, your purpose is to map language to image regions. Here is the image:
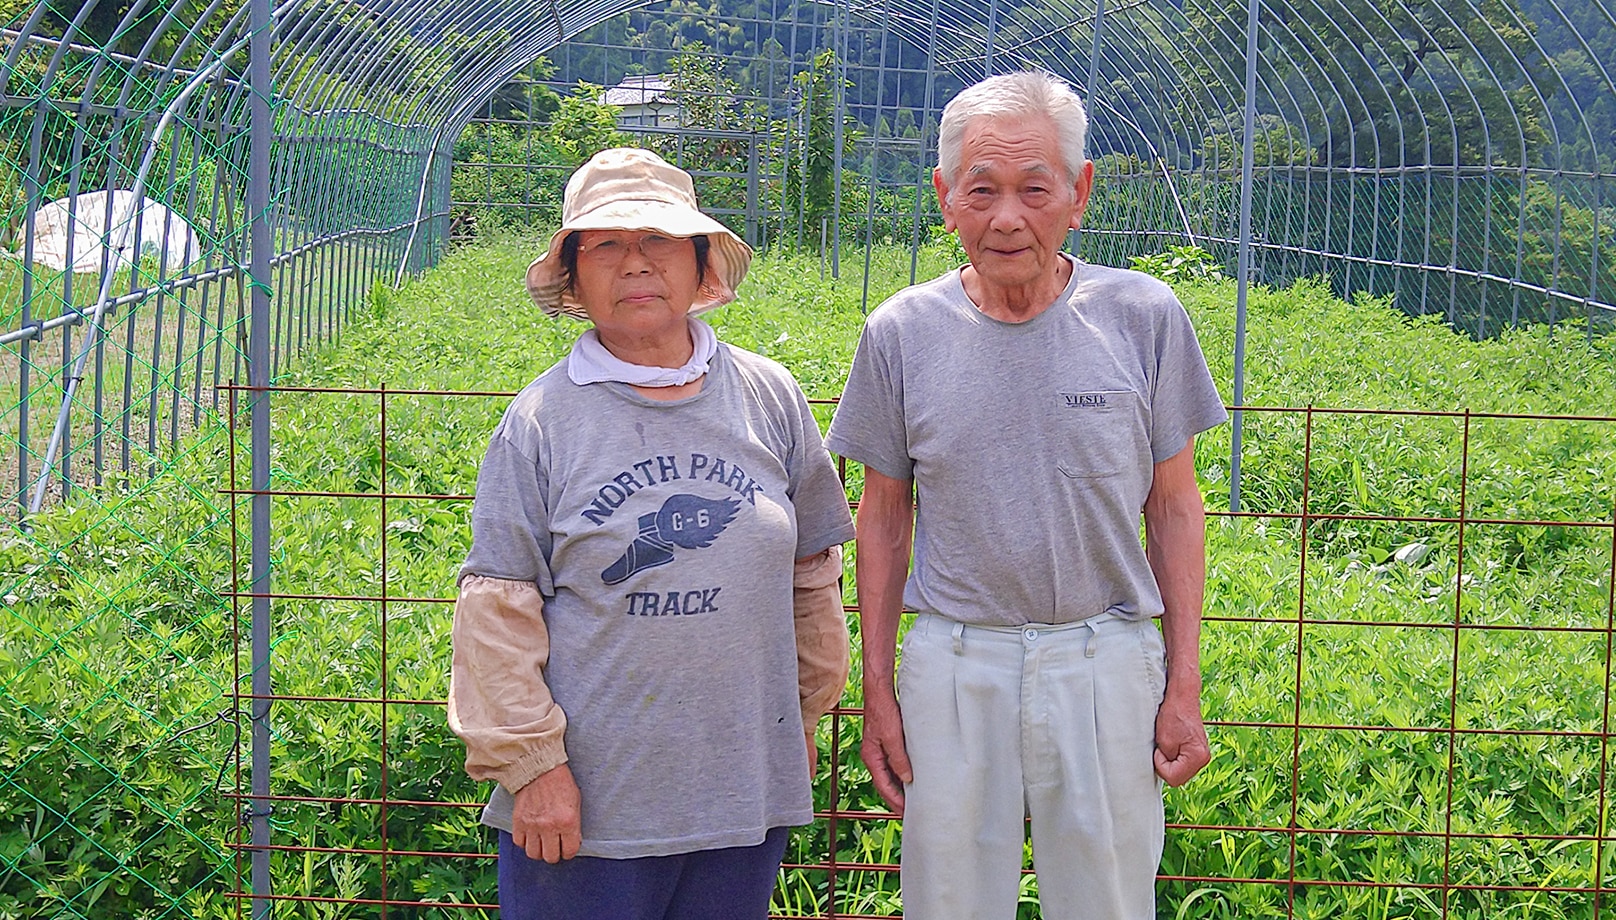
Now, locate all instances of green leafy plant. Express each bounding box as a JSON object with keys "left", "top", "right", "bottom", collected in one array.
[
  {"left": 1130, "top": 244, "right": 1227, "bottom": 284},
  {"left": 6, "top": 238, "right": 1614, "bottom": 918}
]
